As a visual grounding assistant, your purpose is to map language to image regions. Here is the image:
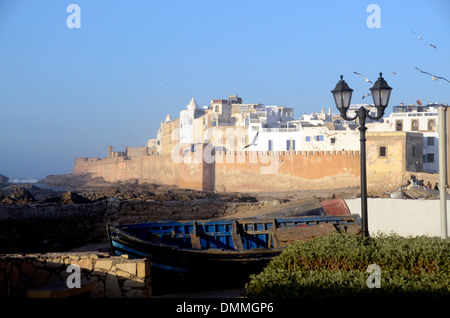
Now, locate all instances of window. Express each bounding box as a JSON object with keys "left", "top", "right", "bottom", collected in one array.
[
  {"left": 305, "top": 136, "right": 311, "bottom": 142},
  {"left": 286, "top": 140, "right": 295, "bottom": 151},
  {"left": 427, "top": 153, "right": 434, "bottom": 163},
  {"left": 412, "top": 146, "right": 416, "bottom": 157},
  {"left": 396, "top": 120, "right": 403, "bottom": 131},
  {"left": 268, "top": 140, "right": 273, "bottom": 151},
  {"left": 315, "top": 135, "right": 324, "bottom": 141},
  {"left": 411, "top": 120, "right": 419, "bottom": 131},
  {"left": 427, "top": 137, "right": 434, "bottom": 146},
  {"left": 379, "top": 146, "right": 387, "bottom": 157},
  {"left": 215, "top": 105, "right": 219, "bottom": 113},
  {"left": 428, "top": 119, "right": 436, "bottom": 131},
  {"left": 330, "top": 138, "right": 336, "bottom": 144}
]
